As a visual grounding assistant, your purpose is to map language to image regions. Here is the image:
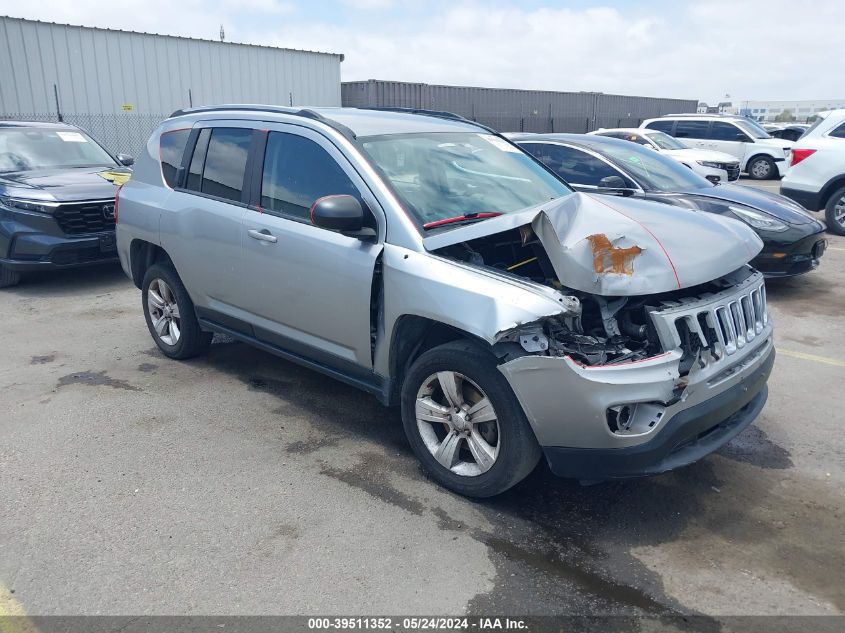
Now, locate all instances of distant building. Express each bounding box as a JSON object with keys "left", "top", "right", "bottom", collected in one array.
[
  {"left": 697, "top": 102, "right": 729, "bottom": 114},
  {"left": 717, "top": 101, "right": 737, "bottom": 115},
  {"left": 740, "top": 99, "right": 845, "bottom": 122}
]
